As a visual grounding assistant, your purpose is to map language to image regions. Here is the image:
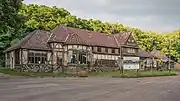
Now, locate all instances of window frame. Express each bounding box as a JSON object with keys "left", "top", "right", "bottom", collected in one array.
[
  {"left": 112, "top": 49, "right": 115, "bottom": 54},
  {"left": 68, "top": 49, "right": 89, "bottom": 65},
  {"left": 15, "top": 50, "right": 20, "bottom": 64},
  {"left": 105, "top": 48, "right": 108, "bottom": 53},
  {"left": 127, "top": 48, "right": 135, "bottom": 53},
  {"left": 28, "top": 51, "right": 47, "bottom": 64},
  {"left": 97, "top": 47, "right": 101, "bottom": 52}
]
